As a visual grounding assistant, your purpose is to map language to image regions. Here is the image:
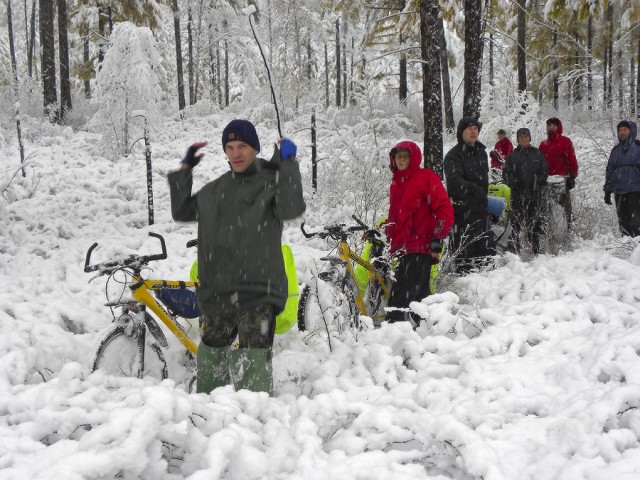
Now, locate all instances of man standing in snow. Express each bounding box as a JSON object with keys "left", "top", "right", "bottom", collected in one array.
[
  {"left": 384, "top": 141, "right": 454, "bottom": 325},
  {"left": 444, "top": 118, "right": 492, "bottom": 274},
  {"left": 503, "top": 128, "right": 549, "bottom": 254},
  {"left": 168, "top": 119, "right": 306, "bottom": 395},
  {"left": 490, "top": 129, "right": 514, "bottom": 170},
  {"left": 538, "top": 117, "right": 578, "bottom": 226},
  {"left": 603, "top": 120, "right": 640, "bottom": 237}
]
